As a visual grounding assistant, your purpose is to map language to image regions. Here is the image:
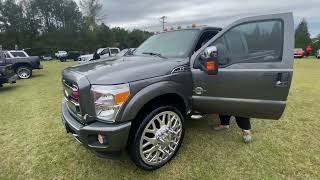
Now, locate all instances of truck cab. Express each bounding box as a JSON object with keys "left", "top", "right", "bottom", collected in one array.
[{"left": 61, "top": 13, "right": 294, "bottom": 170}]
